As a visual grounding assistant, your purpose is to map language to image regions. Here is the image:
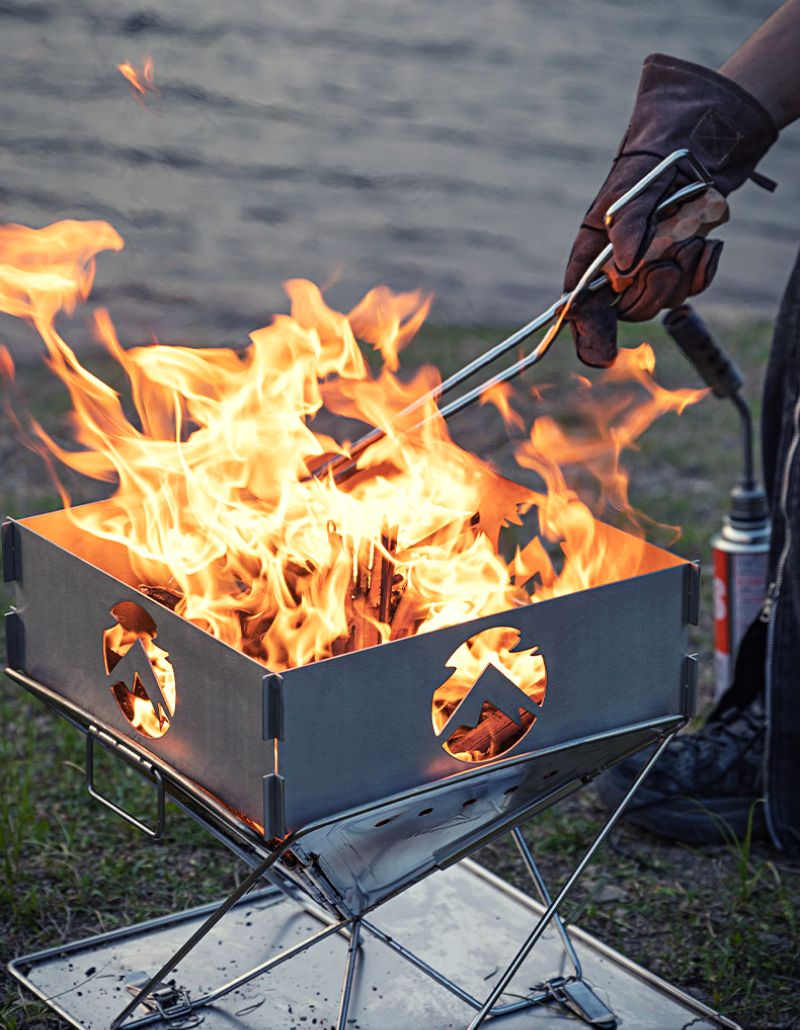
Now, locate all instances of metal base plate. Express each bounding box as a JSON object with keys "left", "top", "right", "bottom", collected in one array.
[{"left": 10, "top": 860, "right": 738, "bottom": 1030}]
